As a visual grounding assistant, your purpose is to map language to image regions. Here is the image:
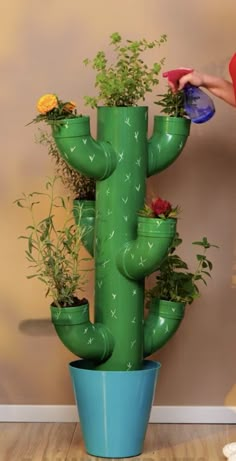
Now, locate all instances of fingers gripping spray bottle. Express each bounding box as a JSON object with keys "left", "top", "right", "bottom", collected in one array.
[{"left": 163, "top": 68, "right": 215, "bottom": 123}]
